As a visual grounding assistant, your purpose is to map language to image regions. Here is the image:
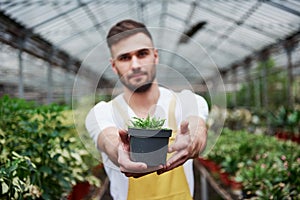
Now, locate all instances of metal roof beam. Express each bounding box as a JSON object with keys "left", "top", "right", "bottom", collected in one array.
[
  {"left": 199, "top": 2, "right": 279, "bottom": 40},
  {"left": 159, "top": 1, "right": 168, "bottom": 27},
  {"left": 183, "top": 1, "right": 198, "bottom": 26},
  {"left": 137, "top": 1, "right": 146, "bottom": 23},
  {"left": 165, "top": 13, "right": 185, "bottom": 23},
  {"left": 56, "top": 25, "right": 96, "bottom": 47},
  {"left": 31, "top": 0, "right": 95, "bottom": 29},
  {"left": 79, "top": 0, "right": 106, "bottom": 37},
  {"left": 264, "top": 0, "right": 300, "bottom": 17},
  {"left": 169, "top": 1, "right": 207, "bottom": 67},
  {"left": 55, "top": 7, "right": 133, "bottom": 46},
  {"left": 205, "top": 28, "right": 256, "bottom": 52}
]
